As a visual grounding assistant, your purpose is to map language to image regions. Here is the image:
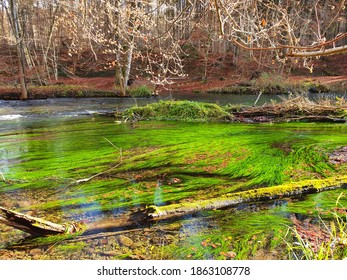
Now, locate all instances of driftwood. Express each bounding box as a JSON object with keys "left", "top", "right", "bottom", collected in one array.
[
  {"left": 0, "top": 207, "right": 80, "bottom": 236},
  {"left": 1, "top": 176, "right": 347, "bottom": 238},
  {"left": 233, "top": 96, "right": 347, "bottom": 123}
]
